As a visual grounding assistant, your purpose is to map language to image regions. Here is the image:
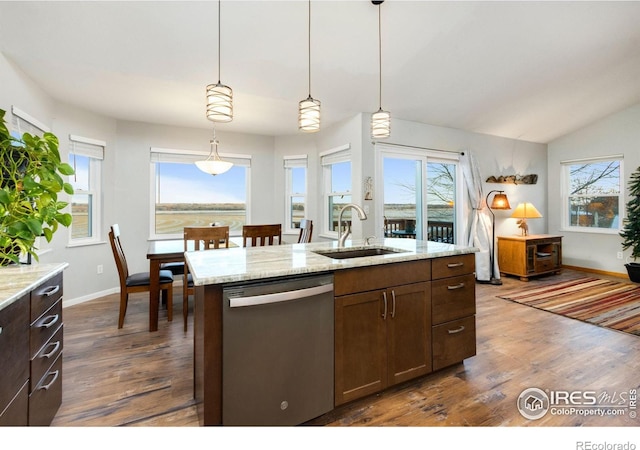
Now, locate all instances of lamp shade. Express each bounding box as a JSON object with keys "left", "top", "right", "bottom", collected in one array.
[
  {"left": 195, "top": 137, "right": 233, "bottom": 176},
  {"left": 298, "top": 96, "right": 321, "bottom": 132},
  {"left": 490, "top": 193, "right": 511, "bottom": 210},
  {"left": 371, "top": 108, "right": 391, "bottom": 139},
  {"left": 206, "top": 82, "right": 233, "bottom": 123},
  {"left": 511, "top": 202, "right": 543, "bottom": 219}
]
